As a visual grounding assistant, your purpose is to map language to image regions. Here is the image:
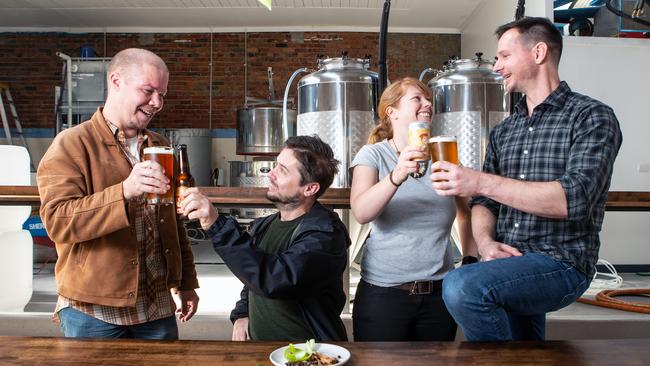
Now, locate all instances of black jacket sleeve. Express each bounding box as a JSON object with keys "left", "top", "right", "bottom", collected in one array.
[
  {"left": 229, "top": 285, "right": 249, "bottom": 324},
  {"left": 206, "top": 210, "right": 349, "bottom": 300}
]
